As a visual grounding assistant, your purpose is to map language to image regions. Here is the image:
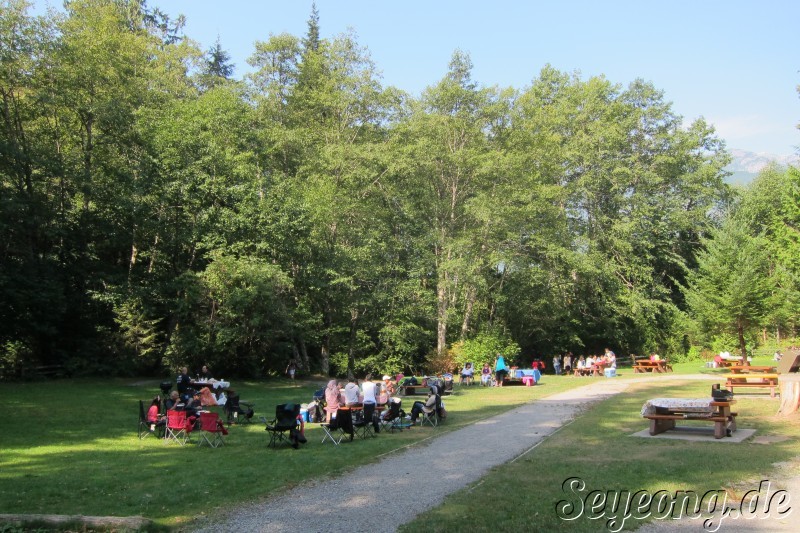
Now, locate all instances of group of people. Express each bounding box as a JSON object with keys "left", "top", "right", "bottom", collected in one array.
[
  {"left": 568, "top": 348, "right": 617, "bottom": 376},
  {"left": 146, "top": 364, "right": 230, "bottom": 434},
  {"left": 322, "top": 373, "right": 443, "bottom": 426}
]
